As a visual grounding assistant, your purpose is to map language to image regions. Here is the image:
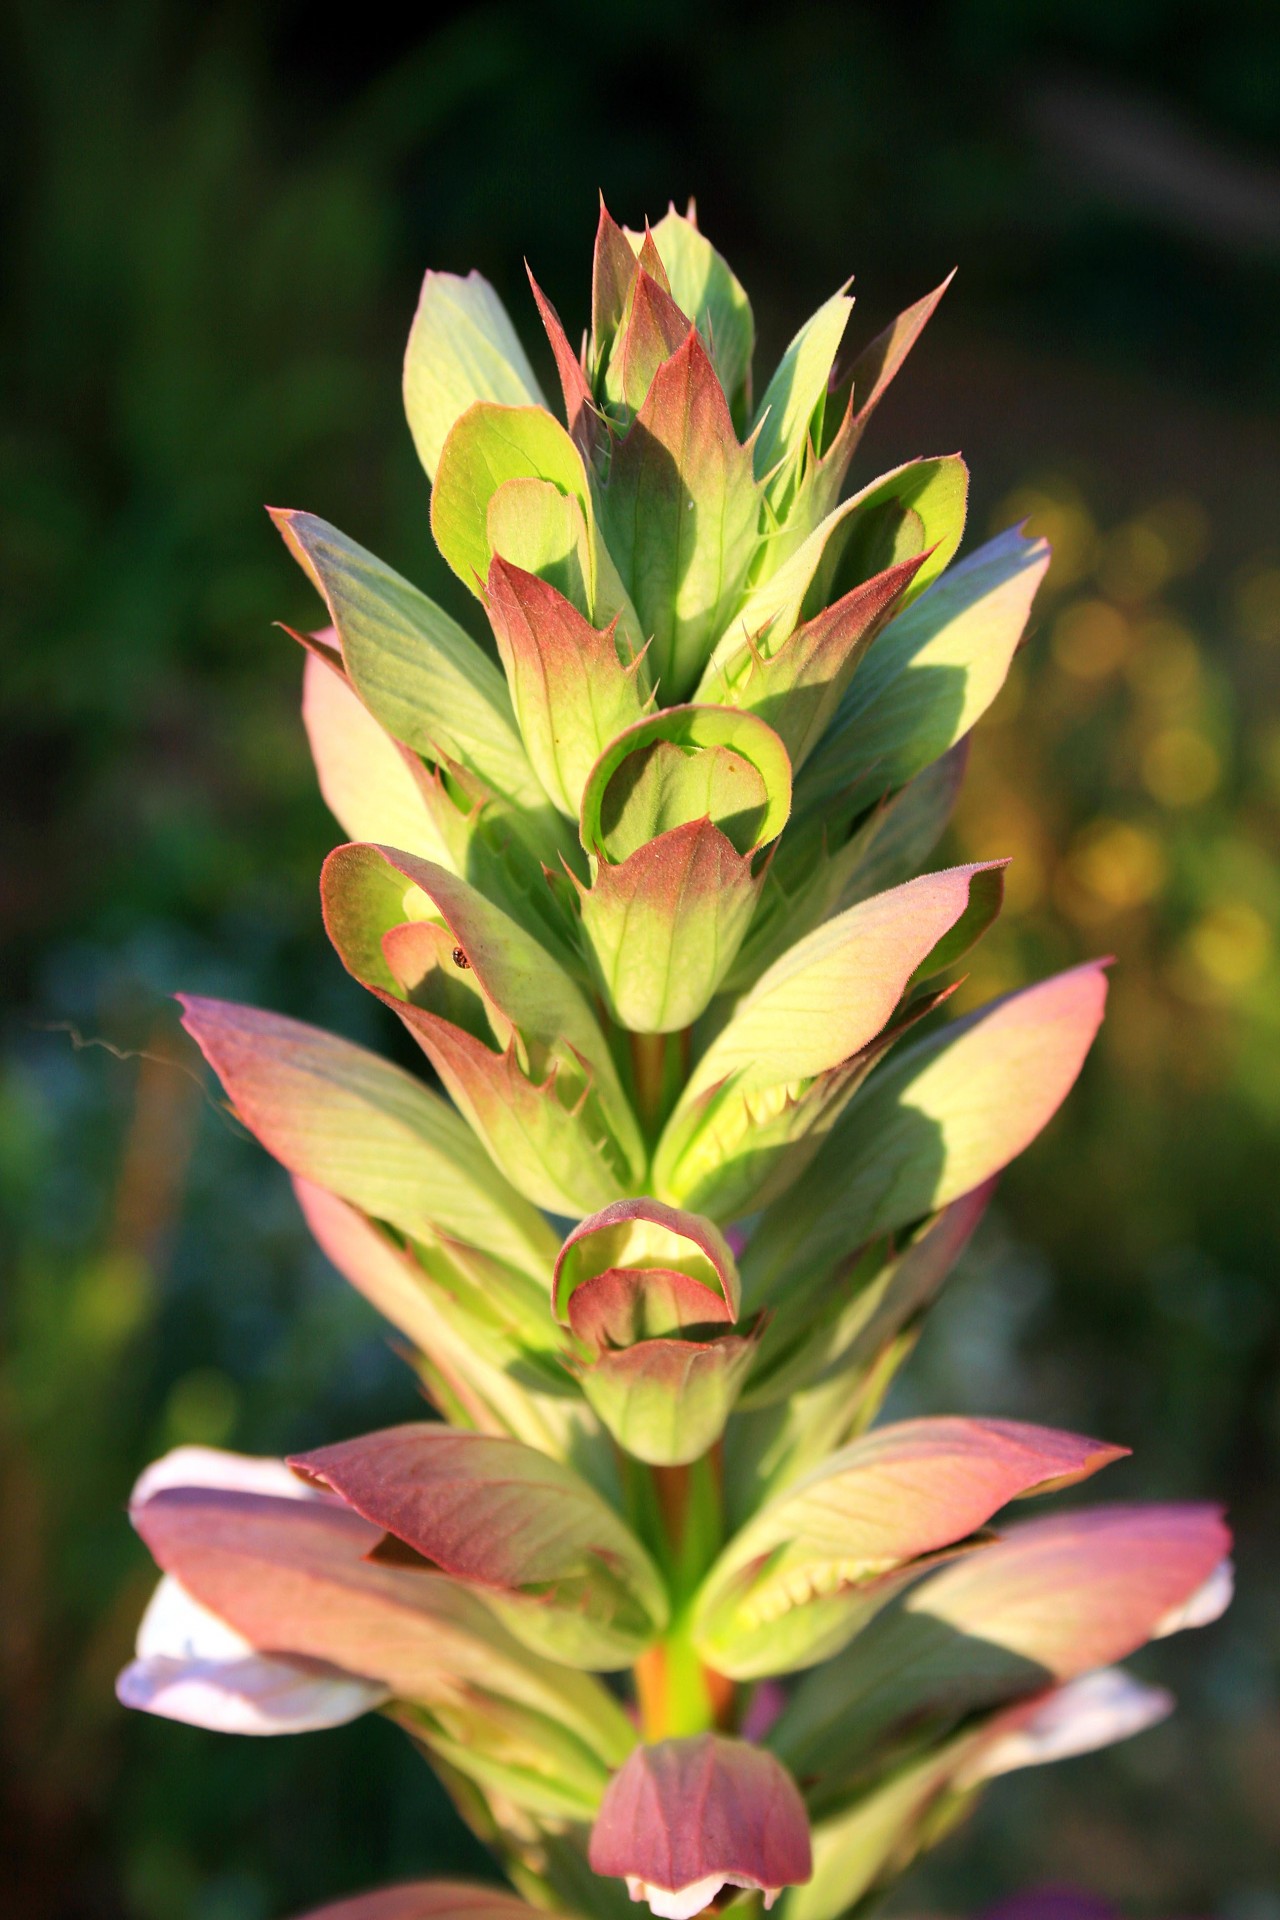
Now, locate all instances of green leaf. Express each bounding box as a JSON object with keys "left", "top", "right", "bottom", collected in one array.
[
  {"left": 574, "top": 706, "right": 790, "bottom": 1032},
  {"left": 401, "top": 1694, "right": 617, "bottom": 1822},
  {"left": 301, "top": 648, "right": 459, "bottom": 865},
  {"left": 695, "top": 551, "right": 928, "bottom": 772},
  {"left": 770, "top": 1503, "right": 1231, "bottom": 1800},
  {"left": 654, "top": 865, "right": 1003, "bottom": 1213},
  {"left": 579, "top": 1333, "right": 759, "bottom": 1468},
  {"left": 692, "top": 1417, "right": 1122, "bottom": 1679},
  {"left": 293, "top": 1178, "right": 619, "bottom": 1490},
  {"left": 752, "top": 287, "right": 852, "bottom": 505},
  {"left": 580, "top": 705, "right": 792, "bottom": 856},
  {"left": 600, "top": 333, "right": 763, "bottom": 700},
  {"left": 645, "top": 206, "right": 755, "bottom": 417},
  {"left": 273, "top": 510, "right": 544, "bottom": 813},
  {"left": 723, "top": 456, "right": 968, "bottom": 665},
  {"left": 431, "top": 404, "right": 642, "bottom": 656},
  {"left": 741, "top": 962, "right": 1109, "bottom": 1309},
  {"left": 778, "top": 1742, "right": 968, "bottom": 1920},
  {"left": 736, "top": 1183, "right": 994, "bottom": 1419},
  {"left": 484, "top": 560, "right": 647, "bottom": 819},
  {"left": 432, "top": 403, "right": 591, "bottom": 594},
  {"left": 322, "top": 844, "right": 646, "bottom": 1214},
  {"left": 178, "top": 996, "right": 557, "bottom": 1283},
  {"left": 404, "top": 270, "right": 547, "bottom": 483},
  {"left": 798, "top": 523, "right": 1050, "bottom": 811},
  {"left": 293, "top": 1425, "right": 671, "bottom": 1670},
  {"left": 578, "top": 819, "right": 764, "bottom": 1035},
  {"left": 724, "top": 743, "right": 970, "bottom": 994}
]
